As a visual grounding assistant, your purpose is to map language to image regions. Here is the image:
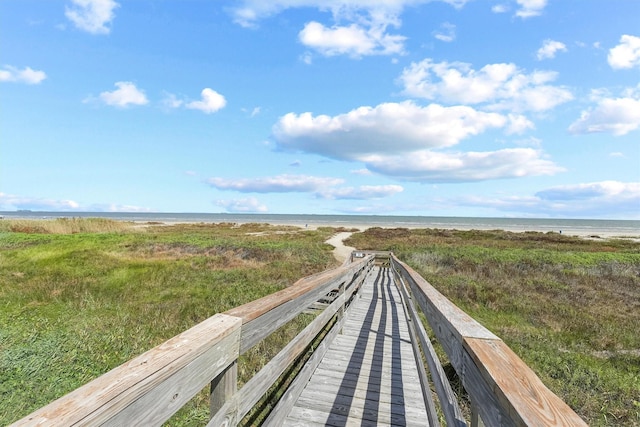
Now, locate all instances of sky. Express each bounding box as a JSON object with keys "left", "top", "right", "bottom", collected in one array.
[{"left": 1, "top": 0, "right": 639, "bottom": 219}]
